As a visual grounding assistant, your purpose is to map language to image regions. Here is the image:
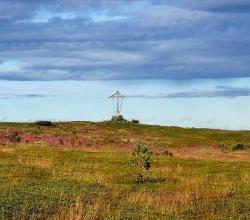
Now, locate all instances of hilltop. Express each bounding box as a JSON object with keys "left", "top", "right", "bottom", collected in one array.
[
  {"left": 0, "top": 121, "right": 249, "bottom": 219},
  {"left": 1, "top": 121, "right": 249, "bottom": 161}
]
